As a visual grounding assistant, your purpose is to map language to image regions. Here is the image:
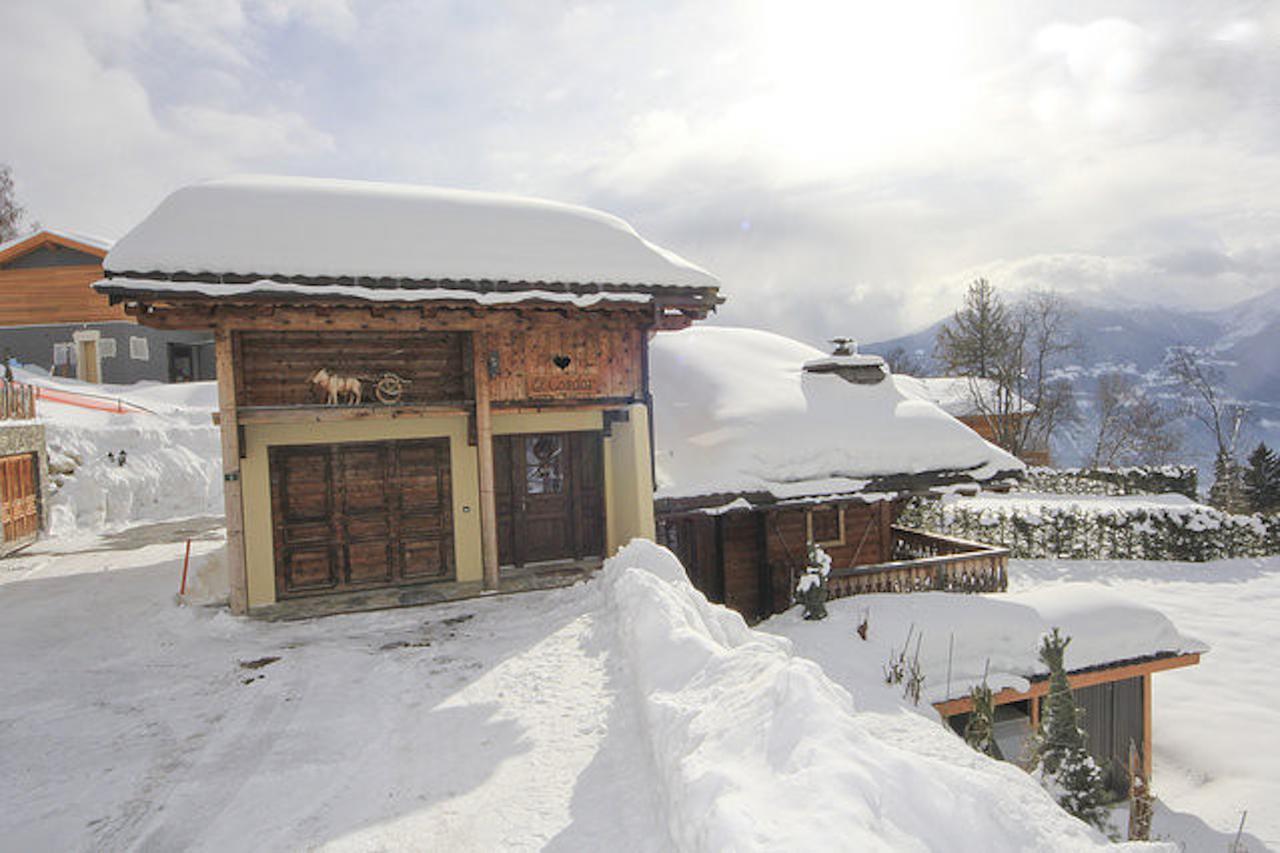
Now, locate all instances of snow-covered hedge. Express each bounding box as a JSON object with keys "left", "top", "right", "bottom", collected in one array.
[
  {"left": 1021, "top": 466, "right": 1198, "bottom": 499},
  {"left": 902, "top": 497, "right": 1280, "bottom": 561}
]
